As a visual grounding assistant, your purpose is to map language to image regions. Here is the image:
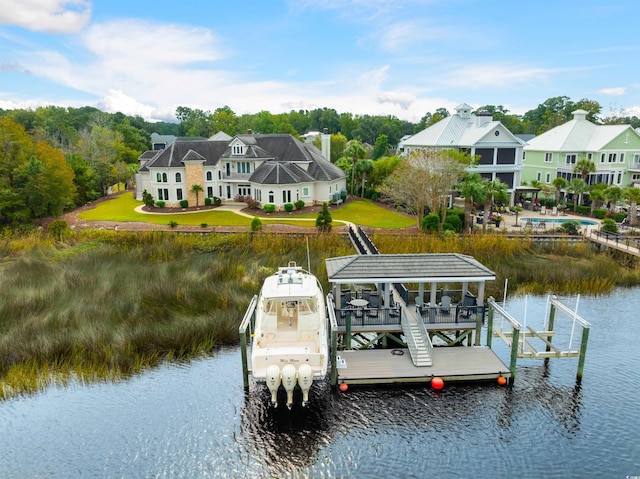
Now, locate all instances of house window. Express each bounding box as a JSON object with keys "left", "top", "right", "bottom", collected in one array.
[
  {"left": 608, "top": 153, "right": 617, "bottom": 163},
  {"left": 207, "top": 186, "right": 213, "bottom": 198},
  {"left": 175, "top": 172, "right": 182, "bottom": 183},
  {"left": 157, "top": 188, "right": 169, "bottom": 201},
  {"left": 156, "top": 172, "right": 162, "bottom": 182},
  {"left": 545, "top": 173, "right": 551, "bottom": 183},
  {"left": 634, "top": 154, "right": 640, "bottom": 165},
  {"left": 238, "top": 162, "right": 251, "bottom": 173},
  {"left": 565, "top": 154, "right": 576, "bottom": 165},
  {"left": 268, "top": 191, "right": 274, "bottom": 203},
  {"left": 620, "top": 153, "right": 625, "bottom": 163},
  {"left": 544, "top": 152, "right": 553, "bottom": 163},
  {"left": 587, "top": 153, "right": 592, "bottom": 160},
  {"left": 176, "top": 189, "right": 183, "bottom": 201},
  {"left": 601, "top": 153, "right": 606, "bottom": 163},
  {"left": 632, "top": 174, "right": 640, "bottom": 181},
  {"left": 162, "top": 173, "right": 168, "bottom": 183},
  {"left": 218, "top": 171, "right": 222, "bottom": 180},
  {"left": 226, "top": 185, "right": 231, "bottom": 199},
  {"left": 282, "top": 190, "right": 291, "bottom": 203},
  {"left": 232, "top": 144, "right": 243, "bottom": 155},
  {"left": 255, "top": 189, "right": 262, "bottom": 202},
  {"left": 302, "top": 187, "right": 309, "bottom": 197},
  {"left": 206, "top": 171, "right": 213, "bottom": 181},
  {"left": 219, "top": 186, "right": 222, "bottom": 197},
  {"left": 616, "top": 172, "right": 622, "bottom": 184},
  {"left": 536, "top": 172, "right": 541, "bottom": 181}
]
